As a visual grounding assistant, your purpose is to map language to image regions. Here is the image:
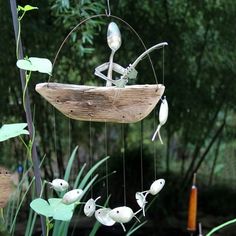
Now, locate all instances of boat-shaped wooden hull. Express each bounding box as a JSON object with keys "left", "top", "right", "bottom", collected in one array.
[{"left": 35, "top": 83, "right": 165, "bottom": 123}]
